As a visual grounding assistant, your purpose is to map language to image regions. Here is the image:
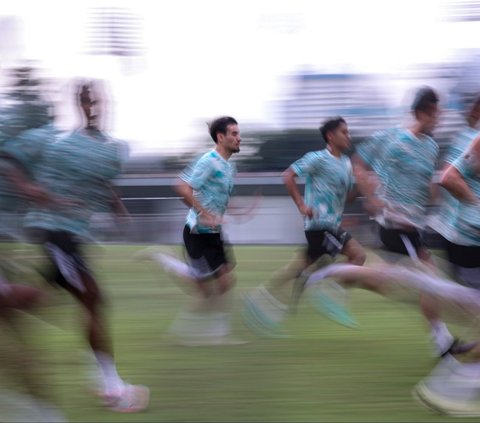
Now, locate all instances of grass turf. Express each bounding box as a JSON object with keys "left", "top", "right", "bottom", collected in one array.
[{"left": 0, "top": 244, "right": 470, "bottom": 422}]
